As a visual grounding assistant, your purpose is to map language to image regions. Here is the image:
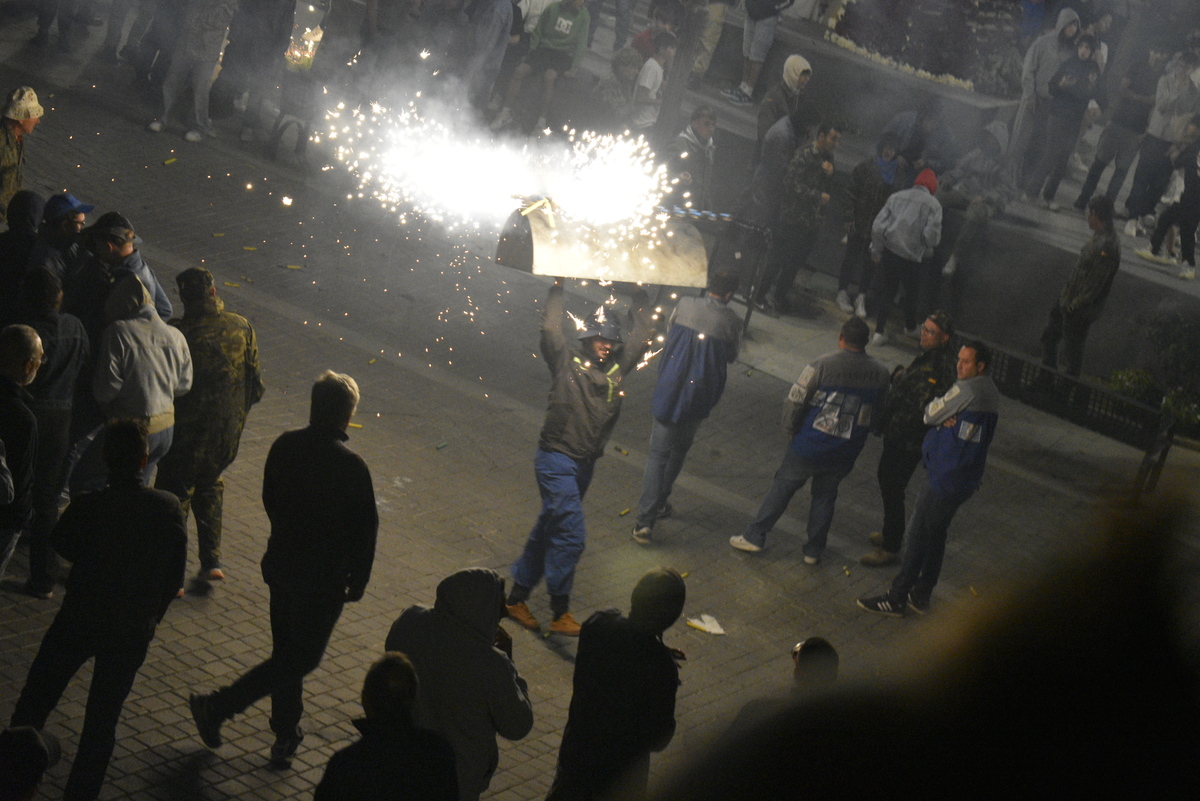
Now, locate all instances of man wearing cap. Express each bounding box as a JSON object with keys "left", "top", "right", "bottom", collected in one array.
[
  {"left": 860, "top": 311, "right": 957, "bottom": 567},
  {"left": 505, "top": 278, "right": 654, "bottom": 636},
  {"left": 155, "top": 268, "right": 264, "bottom": 583},
  {"left": 30, "top": 192, "right": 94, "bottom": 281},
  {"left": 0, "top": 87, "right": 44, "bottom": 220},
  {"left": 78, "top": 211, "right": 172, "bottom": 323}
]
